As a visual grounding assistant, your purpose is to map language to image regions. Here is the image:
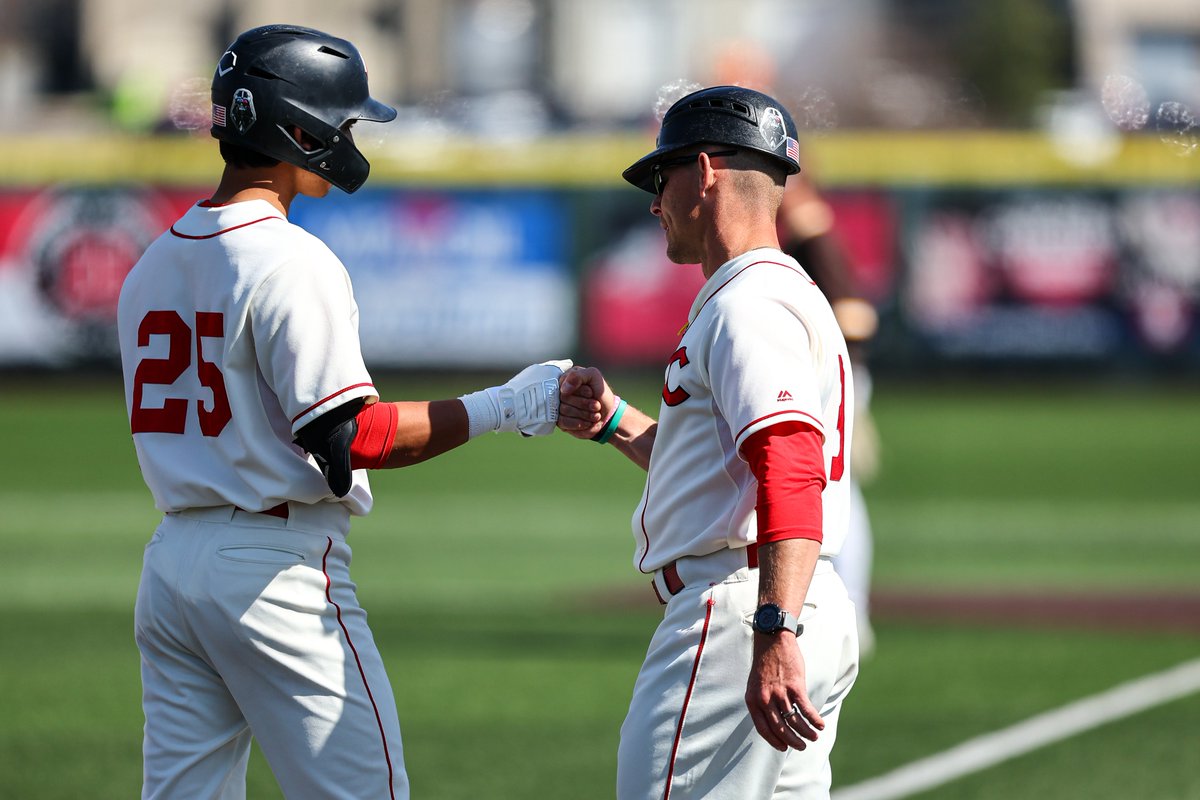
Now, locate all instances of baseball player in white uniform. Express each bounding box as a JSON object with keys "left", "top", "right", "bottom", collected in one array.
[
  {"left": 117, "top": 25, "right": 566, "bottom": 800},
  {"left": 558, "top": 86, "right": 860, "bottom": 799}
]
